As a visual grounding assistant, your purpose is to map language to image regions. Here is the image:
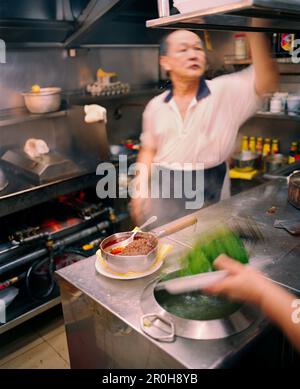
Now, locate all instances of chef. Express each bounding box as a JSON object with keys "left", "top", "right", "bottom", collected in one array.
[{"left": 131, "top": 30, "right": 278, "bottom": 226}]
